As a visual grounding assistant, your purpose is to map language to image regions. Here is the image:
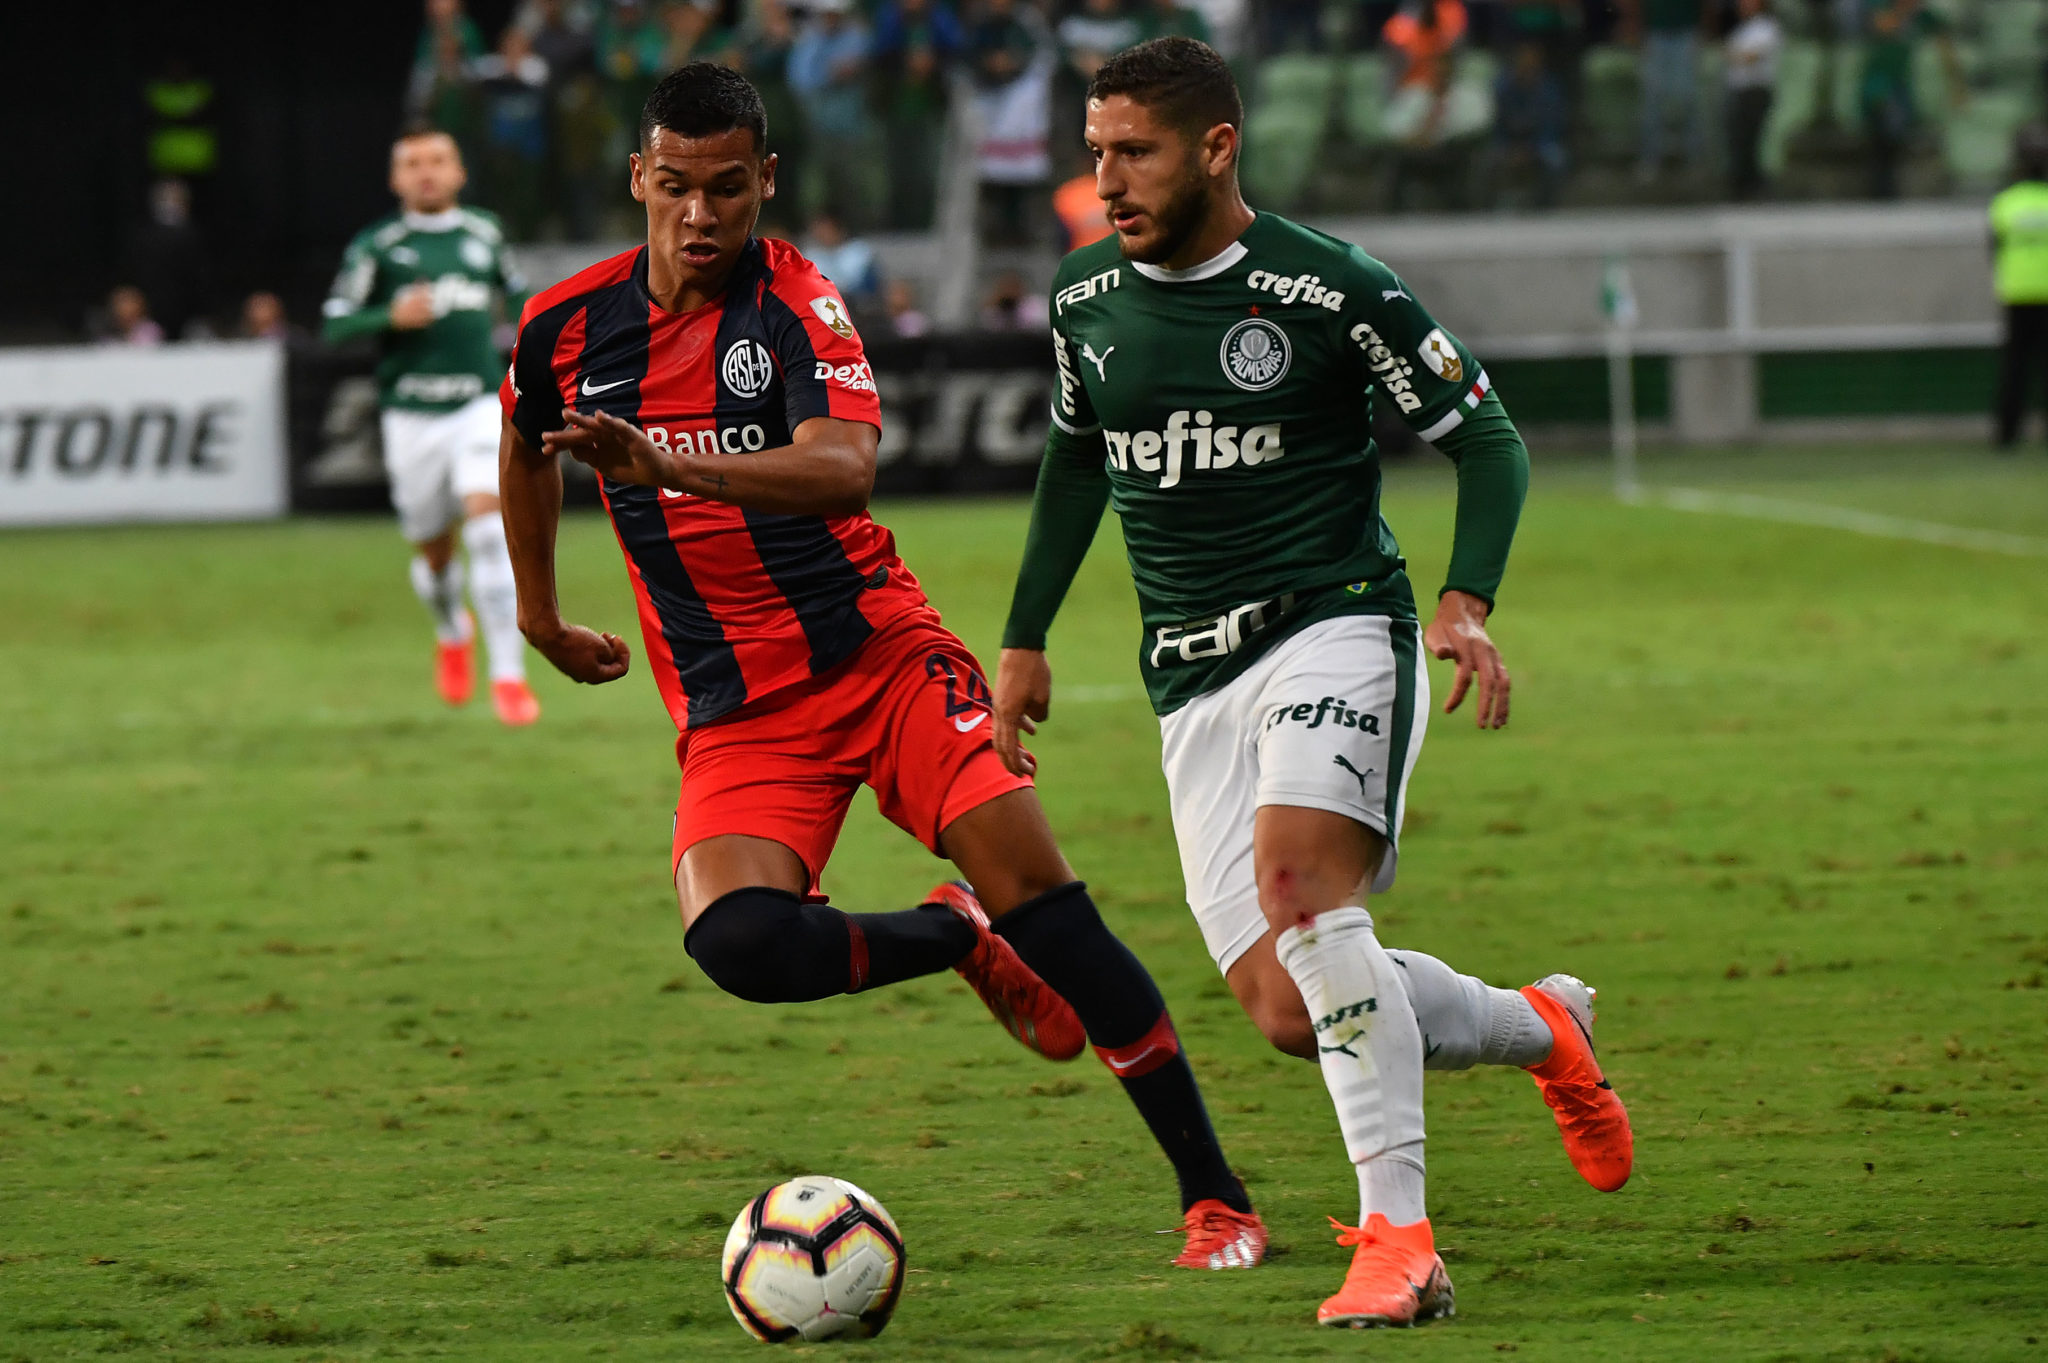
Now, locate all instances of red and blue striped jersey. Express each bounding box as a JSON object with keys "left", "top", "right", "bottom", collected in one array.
[{"left": 503, "top": 239, "right": 926, "bottom": 732}]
